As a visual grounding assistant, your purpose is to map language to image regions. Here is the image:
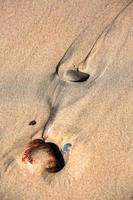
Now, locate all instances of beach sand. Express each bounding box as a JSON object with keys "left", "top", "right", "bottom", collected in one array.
[{"left": 0, "top": 0, "right": 133, "bottom": 199}]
